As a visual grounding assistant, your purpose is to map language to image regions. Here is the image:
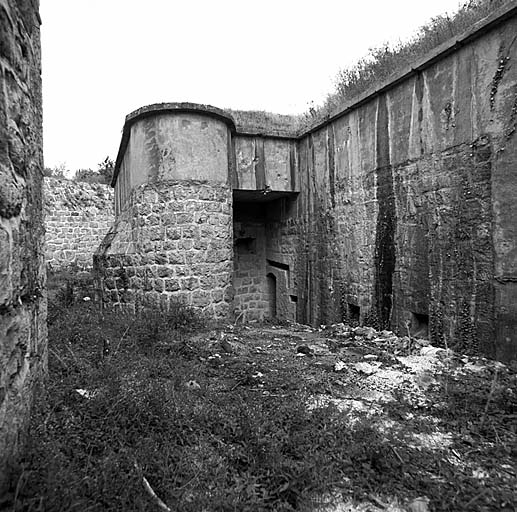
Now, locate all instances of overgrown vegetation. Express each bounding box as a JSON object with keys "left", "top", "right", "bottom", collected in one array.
[
  {"left": 43, "top": 157, "right": 114, "bottom": 185},
  {"left": 307, "top": 0, "right": 512, "bottom": 121},
  {"left": 8, "top": 273, "right": 386, "bottom": 511},
  {"left": 5, "top": 270, "right": 515, "bottom": 511}
]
